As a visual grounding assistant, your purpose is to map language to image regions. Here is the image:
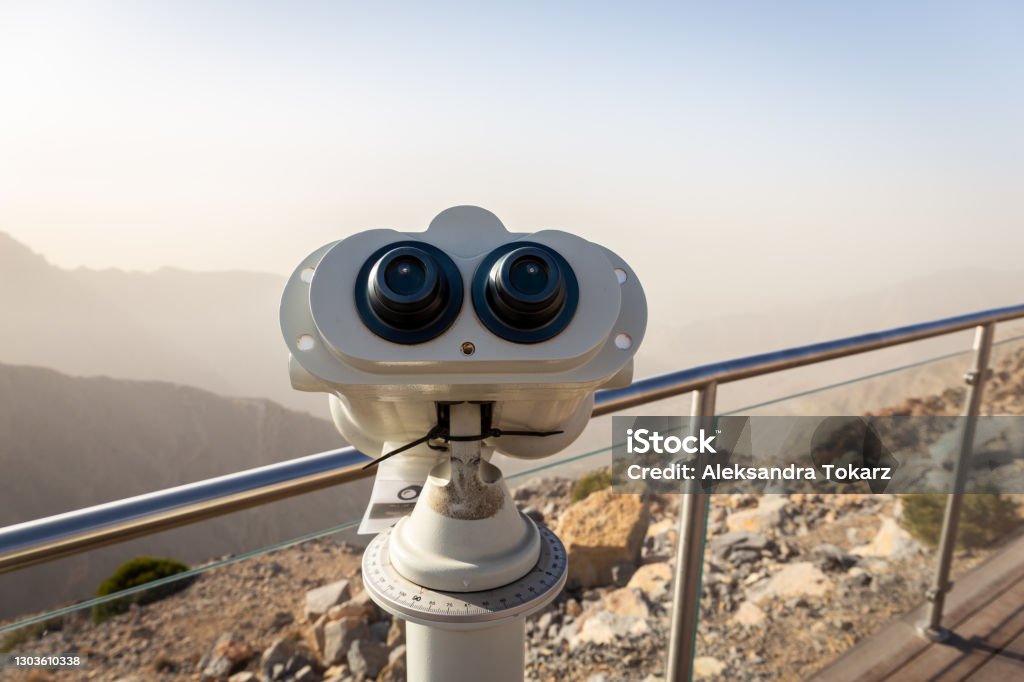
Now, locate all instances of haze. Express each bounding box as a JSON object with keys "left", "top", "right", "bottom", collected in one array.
[{"left": 1, "top": 1, "right": 1023, "bottom": 324}]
